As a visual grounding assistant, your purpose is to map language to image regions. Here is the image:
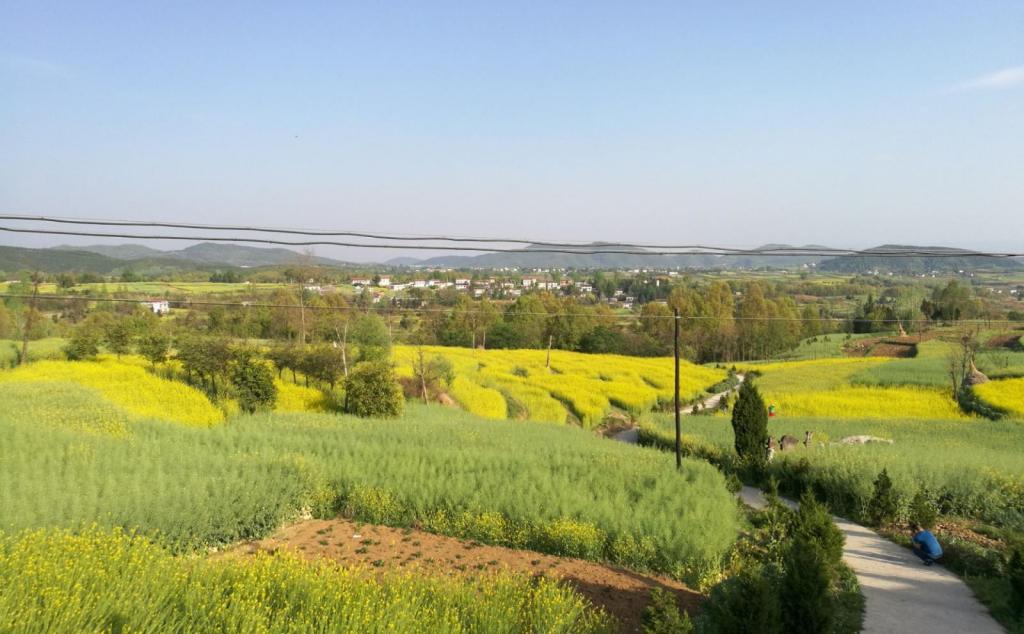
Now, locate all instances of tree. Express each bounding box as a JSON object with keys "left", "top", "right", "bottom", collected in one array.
[
  {"left": 412, "top": 347, "right": 454, "bottom": 403},
  {"left": 301, "top": 345, "right": 346, "bottom": 390},
  {"left": 138, "top": 331, "right": 170, "bottom": 368},
  {"left": 780, "top": 536, "right": 835, "bottom": 634},
  {"left": 350, "top": 313, "right": 391, "bottom": 362},
  {"left": 731, "top": 380, "right": 768, "bottom": 465},
  {"left": 176, "top": 336, "right": 232, "bottom": 396},
  {"left": 103, "top": 319, "right": 135, "bottom": 359},
  {"left": 947, "top": 328, "right": 980, "bottom": 399},
  {"left": 908, "top": 488, "right": 937, "bottom": 531},
  {"left": 229, "top": 348, "right": 277, "bottom": 413},
  {"left": 792, "top": 490, "right": 845, "bottom": 567},
  {"left": 699, "top": 564, "right": 782, "bottom": 634},
  {"left": 344, "top": 361, "right": 404, "bottom": 418},
  {"left": 866, "top": 468, "right": 900, "bottom": 527},
  {"left": 64, "top": 328, "right": 101, "bottom": 361},
  {"left": 0, "top": 303, "right": 13, "bottom": 339}
]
